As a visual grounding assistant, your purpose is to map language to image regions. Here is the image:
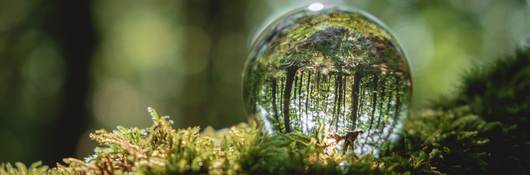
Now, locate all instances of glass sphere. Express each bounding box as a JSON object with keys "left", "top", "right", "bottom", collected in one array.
[{"left": 242, "top": 3, "right": 412, "bottom": 155}]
